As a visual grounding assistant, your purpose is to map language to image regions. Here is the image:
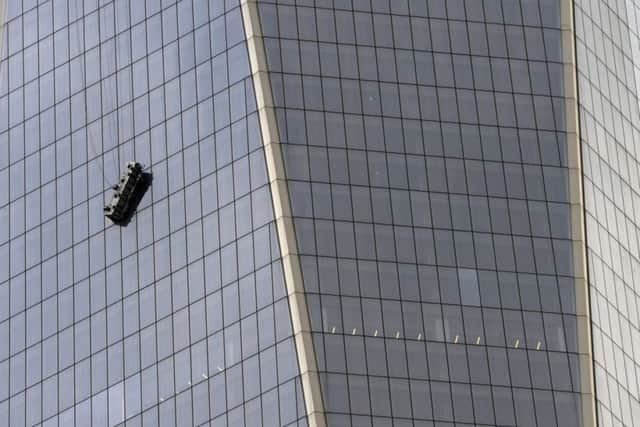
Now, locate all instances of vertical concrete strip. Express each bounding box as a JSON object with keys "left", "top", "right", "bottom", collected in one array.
[
  {"left": 240, "top": 2, "right": 327, "bottom": 426},
  {"left": 561, "top": 0, "right": 596, "bottom": 425}
]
